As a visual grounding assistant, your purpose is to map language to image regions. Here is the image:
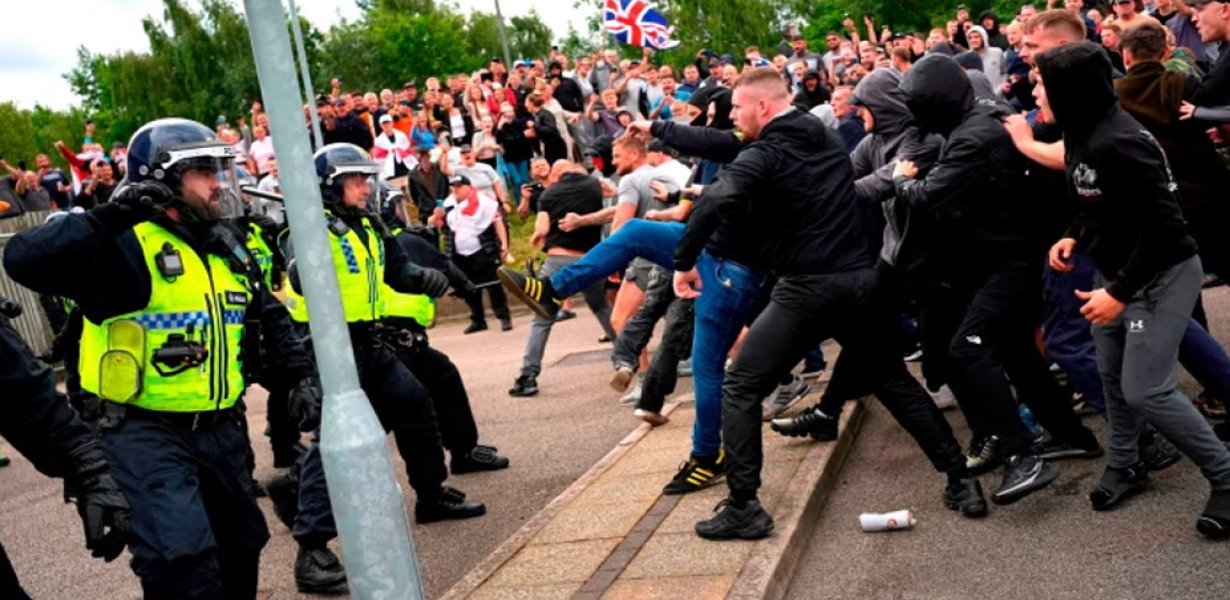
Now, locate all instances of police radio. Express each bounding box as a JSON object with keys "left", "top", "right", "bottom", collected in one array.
[{"left": 150, "top": 333, "right": 209, "bottom": 376}]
